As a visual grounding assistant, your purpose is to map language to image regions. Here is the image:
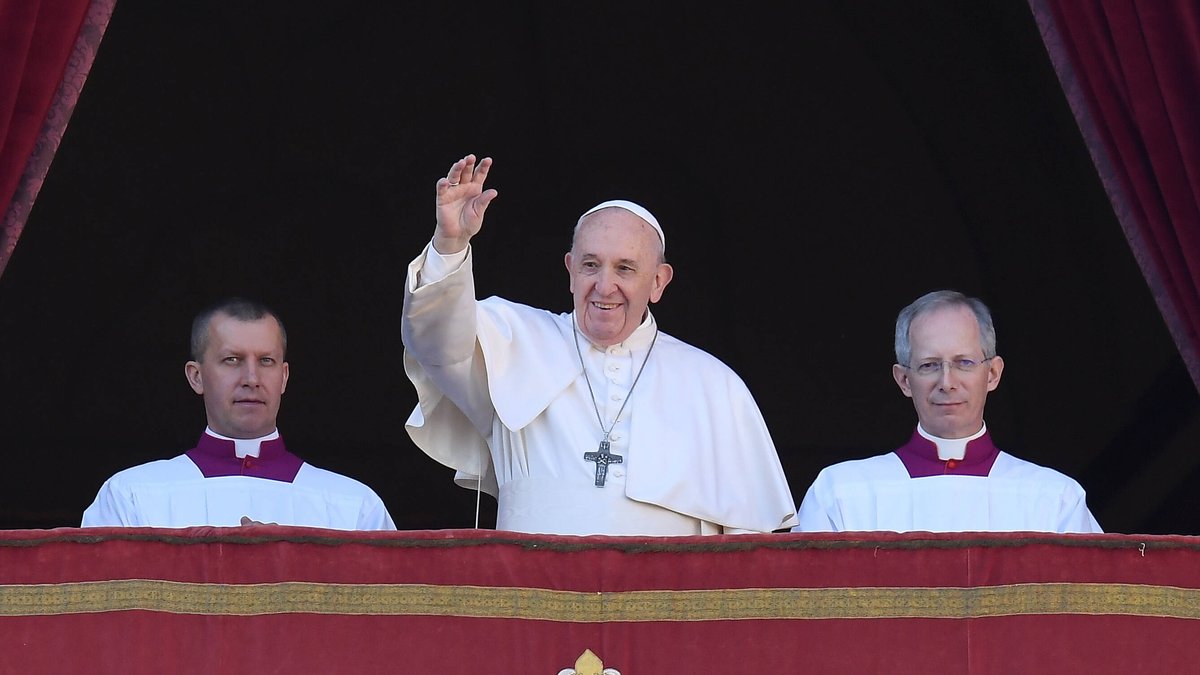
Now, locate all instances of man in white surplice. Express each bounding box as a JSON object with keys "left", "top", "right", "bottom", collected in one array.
[
  {"left": 82, "top": 297, "right": 395, "bottom": 530},
  {"left": 794, "top": 290, "right": 1102, "bottom": 534},
  {"left": 402, "top": 154, "right": 797, "bottom": 535}
]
